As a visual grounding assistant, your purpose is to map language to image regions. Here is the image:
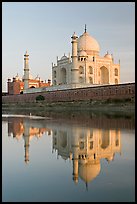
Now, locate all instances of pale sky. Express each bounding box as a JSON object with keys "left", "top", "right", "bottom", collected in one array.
[{"left": 2, "top": 2, "right": 135, "bottom": 92}]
